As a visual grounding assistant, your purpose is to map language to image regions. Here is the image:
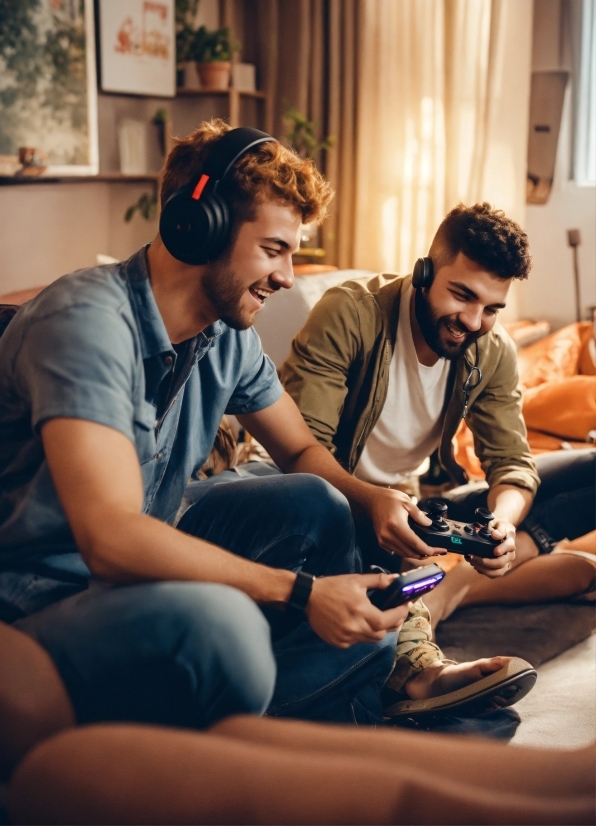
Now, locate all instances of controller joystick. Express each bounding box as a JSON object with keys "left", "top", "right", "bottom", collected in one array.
[
  {"left": 475, "top": 507, "right": 495, "bottom": 539},
  {"left": 427, "top": 499, "right": 449, "bottom": 531}
]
